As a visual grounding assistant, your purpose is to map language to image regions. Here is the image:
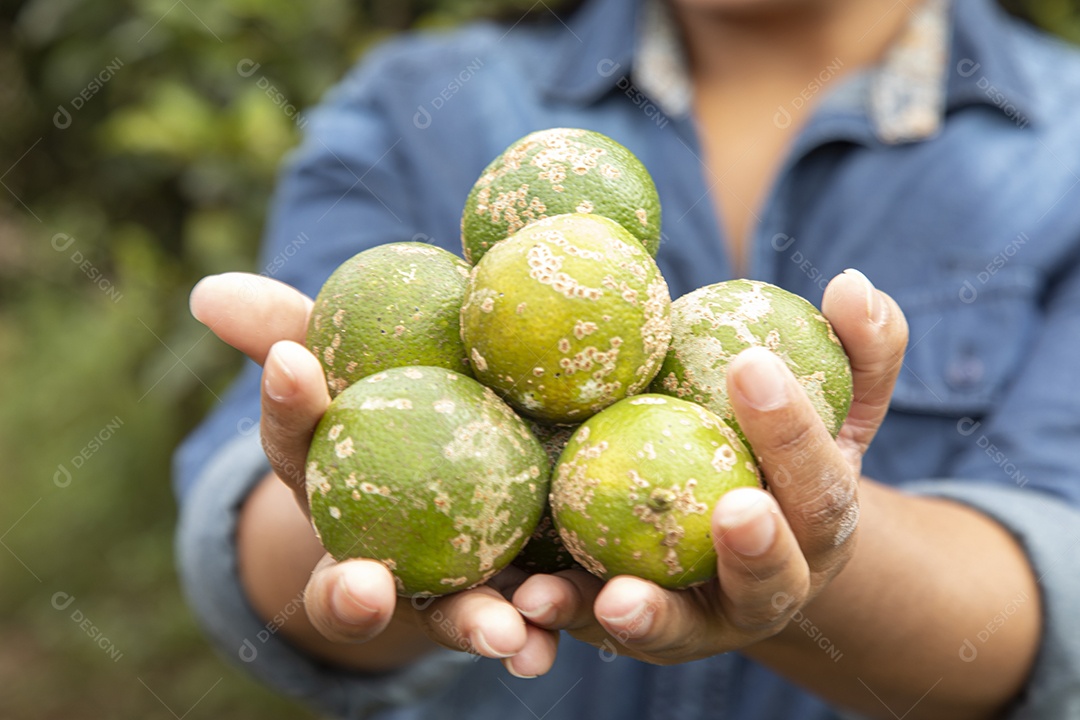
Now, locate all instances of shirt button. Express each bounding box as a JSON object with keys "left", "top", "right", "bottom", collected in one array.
[{"left": 946, "top": 353, "right": 985, "bottom": 390}]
